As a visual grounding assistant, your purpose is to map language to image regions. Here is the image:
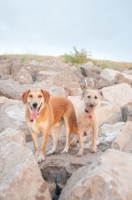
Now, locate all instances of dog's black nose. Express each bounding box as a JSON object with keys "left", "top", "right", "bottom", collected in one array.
[
  {"left": 32, "top": 102, "right": 38, "bottom": 108},
  {"left": 90, "top": 104, "right": 94, "bottom": 107}
]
